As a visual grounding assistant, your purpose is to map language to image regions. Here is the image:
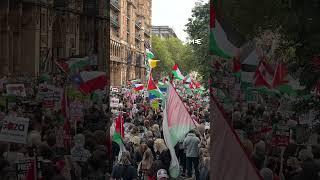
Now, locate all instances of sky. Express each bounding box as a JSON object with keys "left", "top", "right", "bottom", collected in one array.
[{"left": 152, "top": 0, "right": 201, "bottom": 42}]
